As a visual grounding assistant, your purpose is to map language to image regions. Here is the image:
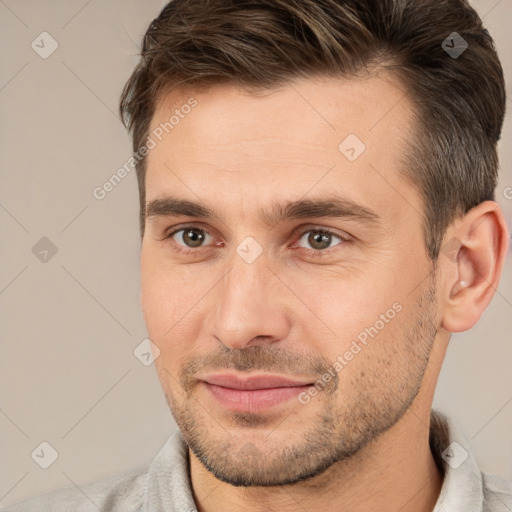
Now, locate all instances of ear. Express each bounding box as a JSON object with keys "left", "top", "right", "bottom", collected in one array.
[{"left": 440, "top": 201, "right": 509, "bottom": 333}]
